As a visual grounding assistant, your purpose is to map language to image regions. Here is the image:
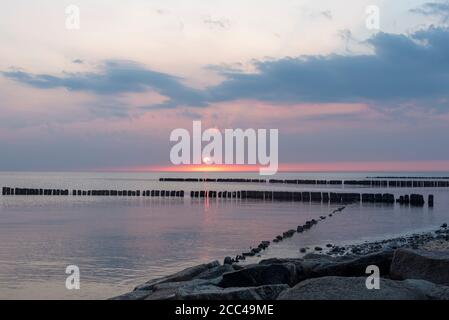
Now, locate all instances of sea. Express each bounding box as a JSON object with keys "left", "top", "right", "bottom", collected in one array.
[{"left": 0, "top": 171, "right": 448, "bottom": 299}]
